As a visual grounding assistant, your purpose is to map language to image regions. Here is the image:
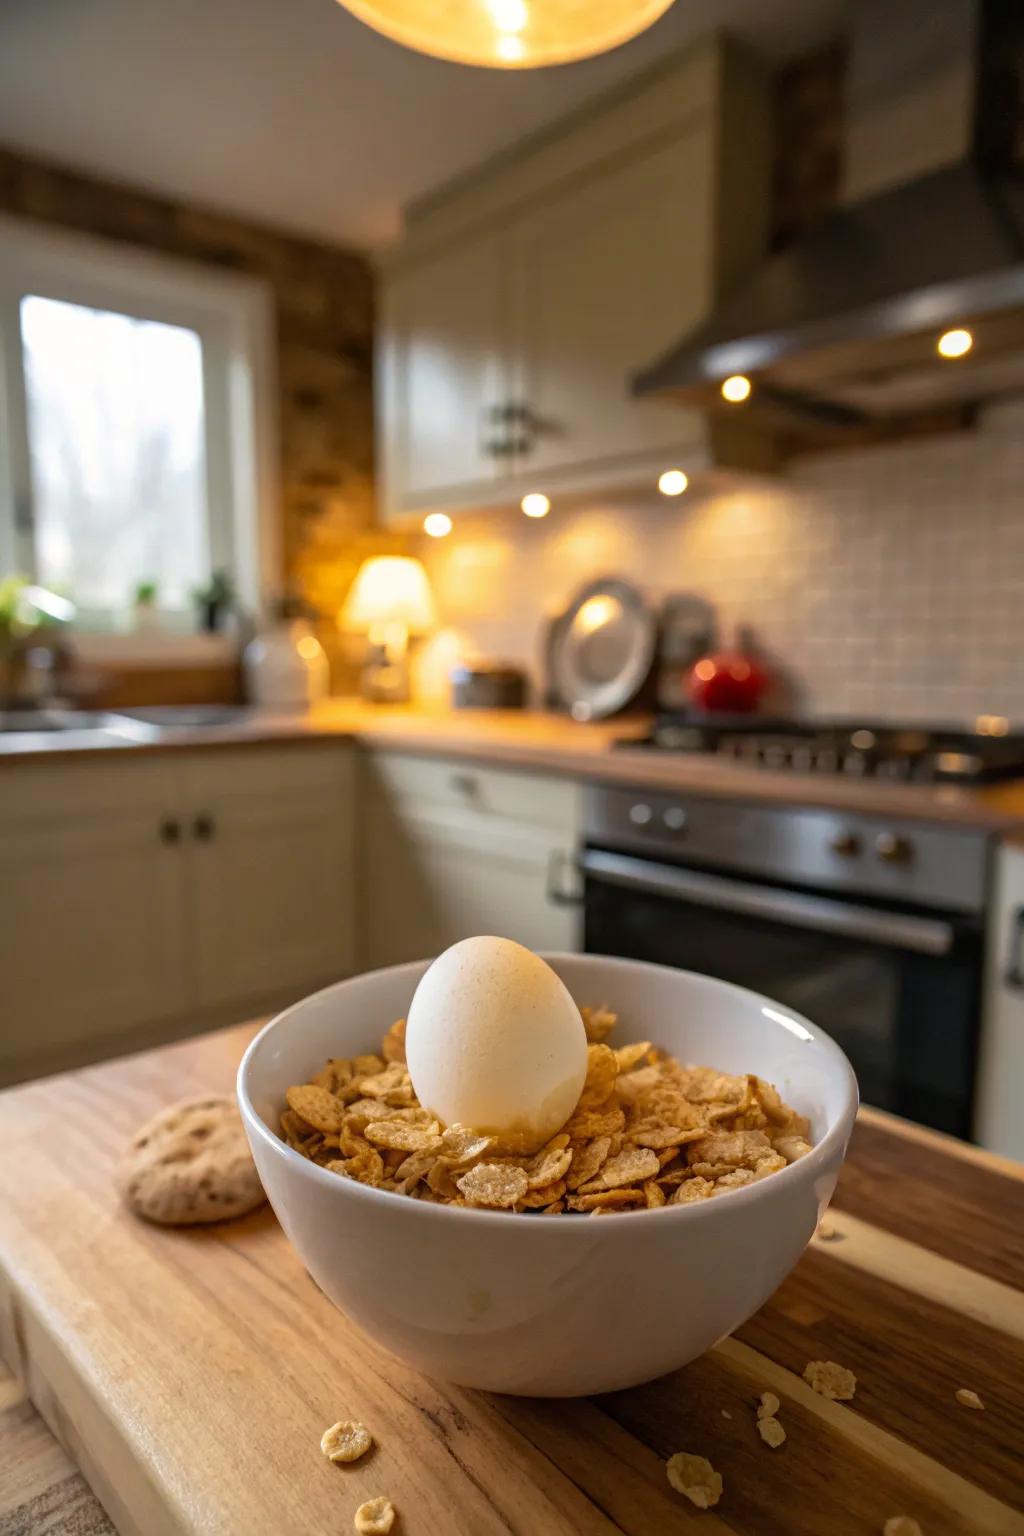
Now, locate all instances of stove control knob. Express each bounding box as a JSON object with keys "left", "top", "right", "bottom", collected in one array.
[
  {"left": 829, "top": 830, "right": 861, "bottom": 857},
  {"left": 875, "top": 831, "right": 912, "bottom": 864},
  {"left": 662, "top": 806, "right": 687, "bottom": 833},
  {"left": 629, "top": 802, "right": 653, "bottom": 827}
]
